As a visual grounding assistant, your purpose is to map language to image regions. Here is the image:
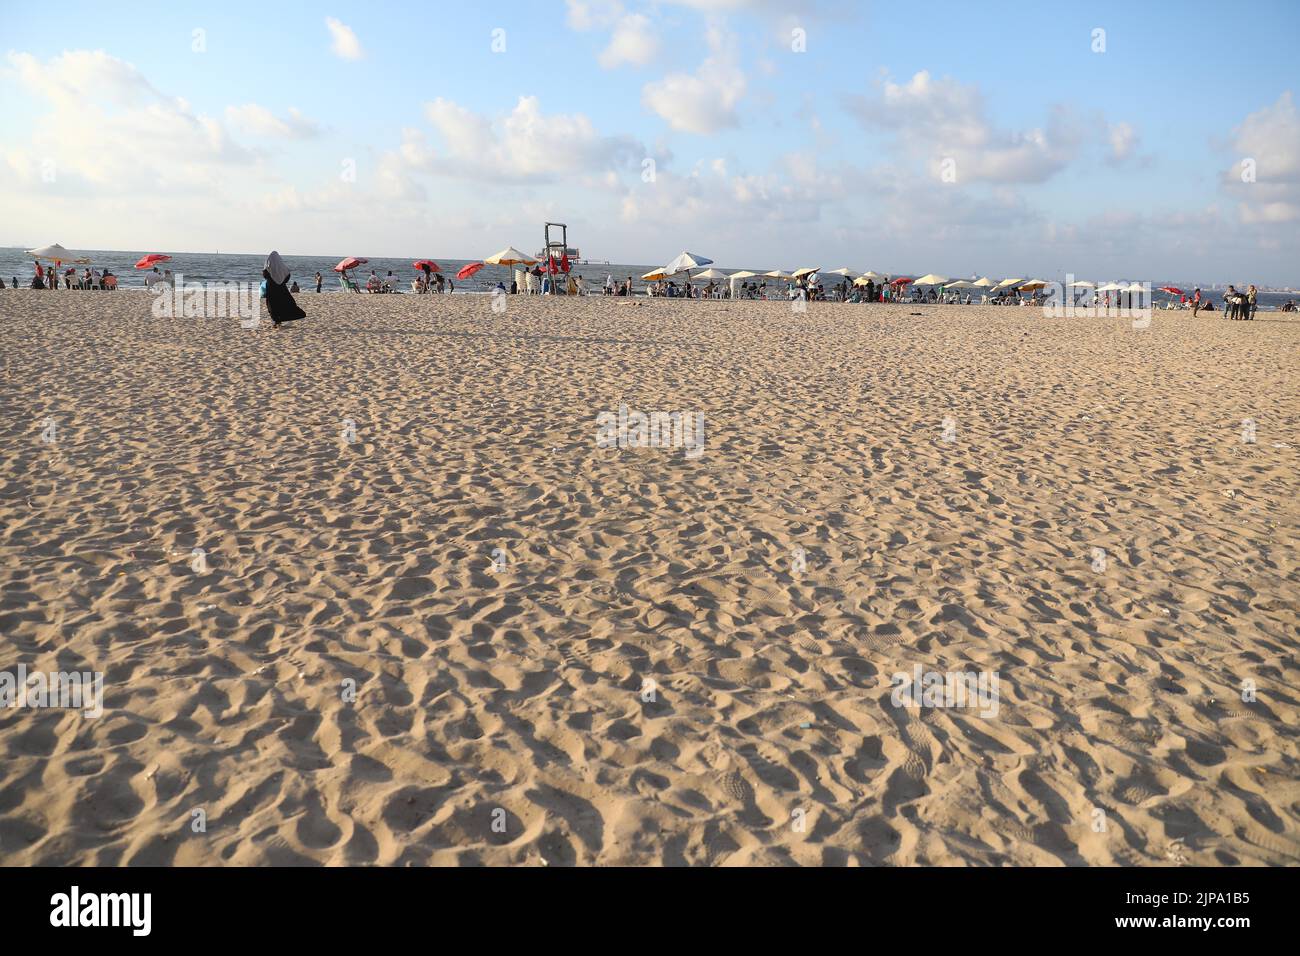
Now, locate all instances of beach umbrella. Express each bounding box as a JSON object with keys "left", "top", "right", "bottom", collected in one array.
[
  {"left": 973, "top": 277, "right": 996, "bottom": 288},
  {"left": 412, "top": 259, "right": 441, "bottom": 273},
  {"left": 334, "top": 256, "right": 367, "bottom": 273},
  {"left": 852, "top": 276, "right": 873, "bottom": 286},
  {"left": 890, "top": 276, "right": 914, "bottom": 286},
  {"left": 1159, "top": 285, "right": 1183, "bottom": 295},
  {"left": 134, "top": 254, "right": 171, "bottom": 269},
  {"left": 484, "top": 247, "right": 538, "bottom": 266},
  {"left": 860, "top": 271, "right": 886, "bottom": 281},
  {"left": 1067, "top": 280, "right": 1096, "bottom": 288},
  {"left": 946, "top": 280, "right": 978, "bottom": 289},
  {"left": 693, "top": 268, "right": 730, "bottom": 279},
  {"left": 825, "top": 267, "right": 857, "bottom": 277},
  {"left": 791, "top": 267, "right": 820, "bottom": 278},
  {"left": 913, "top": 274, "right": 950, "bottom": 286},
  {"left": 994, "top": 278, "right": 1024, "bottom": 289},
  {"left": 664, "top": 251, "right": 713, "bottom": 275},
  {"left": 728, "top": 270, "right": 760, "bottom": 280},
  {"left": 764, "top": 270, "right": 793, "bottom": 280},
  {"left": 456, "top": 262, "right": 486, "bottom": 280},
  {"left": 1019, "top": 279, "right": 1049, "bottom": 291},
  {"left": 642, "top": 267, "right": 670, "bottom": 281},
  {"left": 26, "top": 243, "right": 90, "bottom": 265},
  {"left": 1095, "top": 282, "right": 1125, "bottom": 292}
]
